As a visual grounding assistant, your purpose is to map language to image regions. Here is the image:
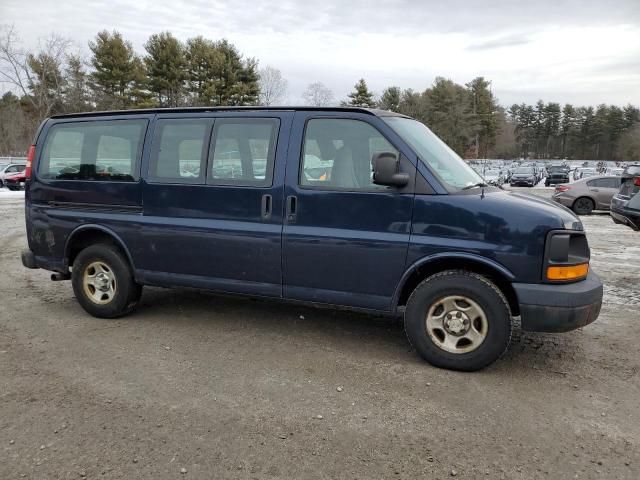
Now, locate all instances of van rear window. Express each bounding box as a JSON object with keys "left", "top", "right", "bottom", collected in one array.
[{"left": 39, "top": 119, "right": 147, "bottom": 181}]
